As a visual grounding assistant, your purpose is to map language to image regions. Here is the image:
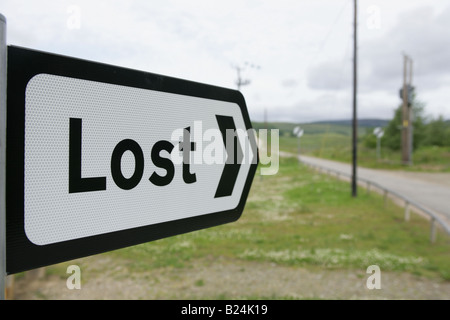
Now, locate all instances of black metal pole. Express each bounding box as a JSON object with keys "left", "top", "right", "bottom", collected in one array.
[
  {"left": 352, "top": 0, "right": 358, "bottom": 197},
  {"left": 0, "top": 12, "right": 6, "bottom": 300}
]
